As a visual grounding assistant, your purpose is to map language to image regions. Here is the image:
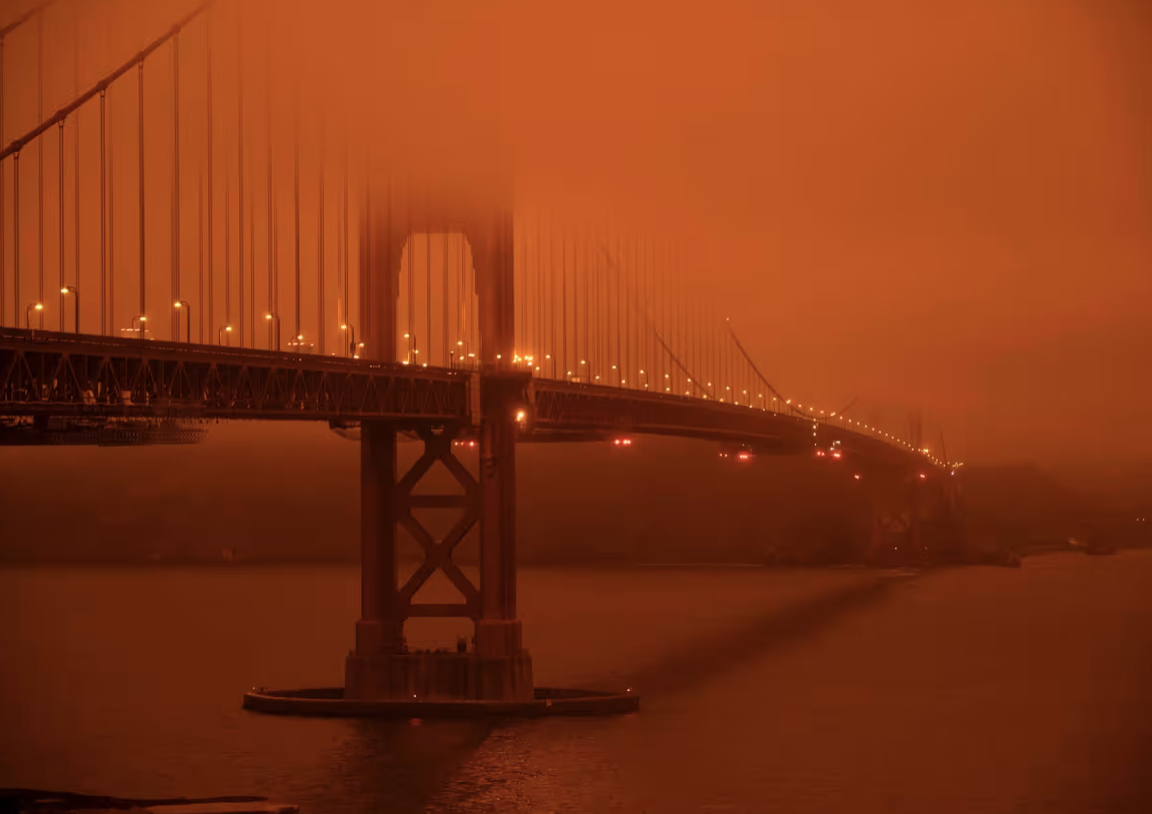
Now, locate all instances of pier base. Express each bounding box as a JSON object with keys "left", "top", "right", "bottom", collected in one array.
[{"left": 345, "top": 650, "right": 534, "bottom": 702}]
